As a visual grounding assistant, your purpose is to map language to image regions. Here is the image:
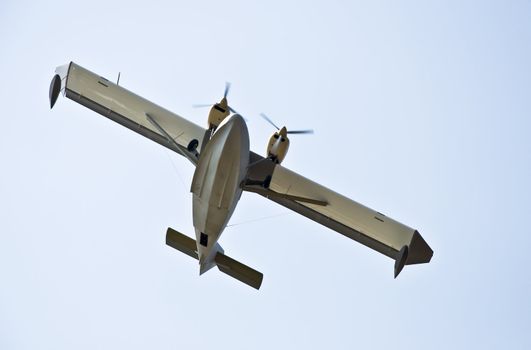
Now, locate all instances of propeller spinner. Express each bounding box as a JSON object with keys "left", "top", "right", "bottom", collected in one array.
[{"left": 260, "top": 113, "right": 313, "bottom": 164}]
